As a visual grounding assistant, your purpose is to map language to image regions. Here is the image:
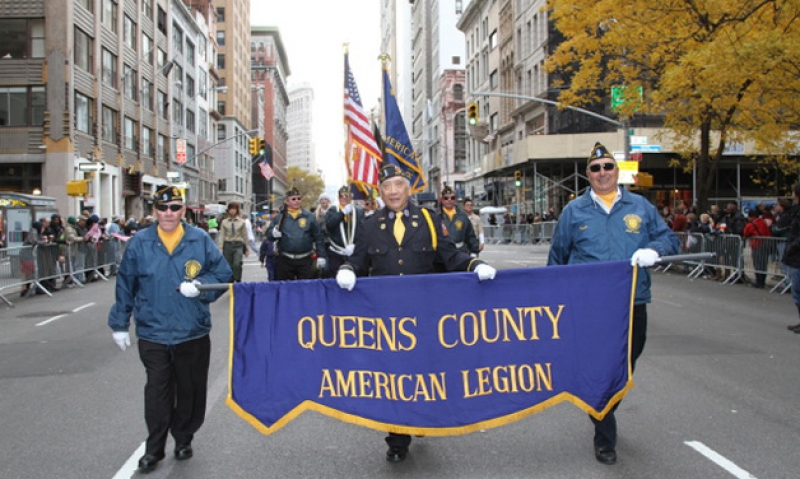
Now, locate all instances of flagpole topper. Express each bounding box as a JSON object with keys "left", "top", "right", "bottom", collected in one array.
[{"left": 378, "top": 53, "right": 391, "bottom": 65}]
